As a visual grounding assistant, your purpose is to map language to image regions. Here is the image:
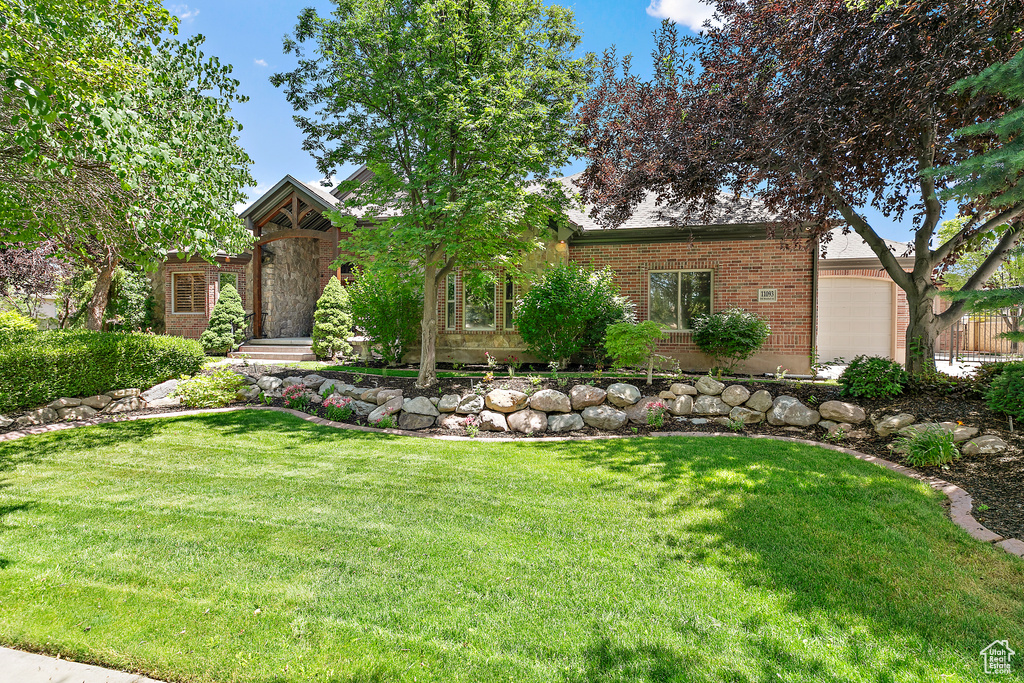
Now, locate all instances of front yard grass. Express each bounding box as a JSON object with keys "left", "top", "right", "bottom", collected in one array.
[{"left": 0, "top": 412, "right": 1021, "bottom": 682}]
